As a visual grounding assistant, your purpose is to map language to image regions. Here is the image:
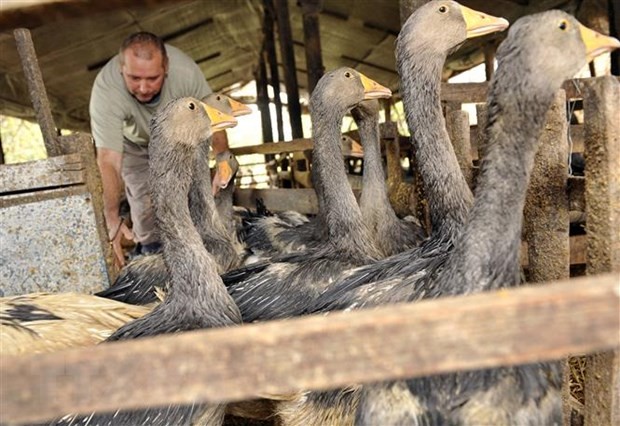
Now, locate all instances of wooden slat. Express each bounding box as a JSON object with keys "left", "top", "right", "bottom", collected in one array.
[
  {"left": 231, "top": 138, "right": 313, "bottom": 156},
  {"left": 14, "top": 28, "right": 62, "bottom": 157},
  {"left": 520, "top": 235, "right": 586, "bottom": 268},
  {"left": 234, "top": 187, "right": 319, "bottom": 215},
  {"left": 523, "top": 90, "right": 570, "bottom": 283},
  {"left": 1, "top": 273, "right": 618, "bottom": 425},
  {"left": 582, "top": 76, "right": 620, "bottom": 426},
  {"left": 0, "top": 152, "right": 84, "bottom": 194},
  {"left": 440, "top": 77, "right": 620, "bottom": 103}
]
